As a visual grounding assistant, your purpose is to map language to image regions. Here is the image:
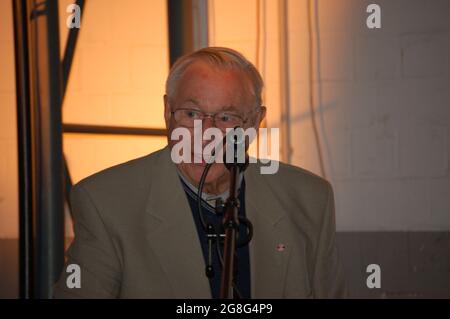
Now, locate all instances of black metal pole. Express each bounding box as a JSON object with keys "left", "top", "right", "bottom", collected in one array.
[
  {"left": 60, "top": 0, "right": 86, "bottom": 227},
  {"left": 219, "top": 164, "right": 240, "bottom": 299},
  {"left": 168, "top": 0, "right": 184, "bottom": 66},
  {"left": 167, "top": 0, "right": 195, "bottom": 66},
  {"left": 29, "top": 0, "right": 65, "bottom": 298},
  {"left": 13, "top": 0, "right": 34, "bottom": 299},
  {"left": 219, "top": 133, "right": 251, "bottom": 299}
]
